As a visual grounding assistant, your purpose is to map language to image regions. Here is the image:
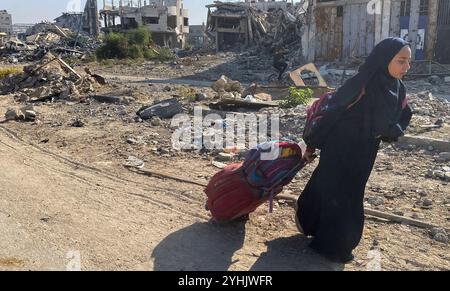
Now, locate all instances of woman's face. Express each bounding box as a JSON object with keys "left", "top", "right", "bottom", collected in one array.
[{"left": 388, "top": 46, "right": 412, "bottom": 79}]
